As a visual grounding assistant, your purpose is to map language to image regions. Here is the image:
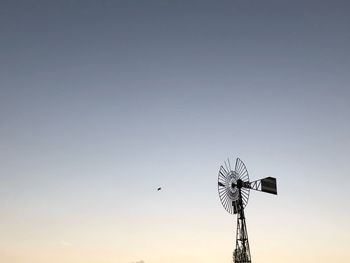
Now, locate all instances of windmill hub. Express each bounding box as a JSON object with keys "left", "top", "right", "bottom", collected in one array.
[{"left": 236, "top": 179, "right": 243, "bottom": 189}]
